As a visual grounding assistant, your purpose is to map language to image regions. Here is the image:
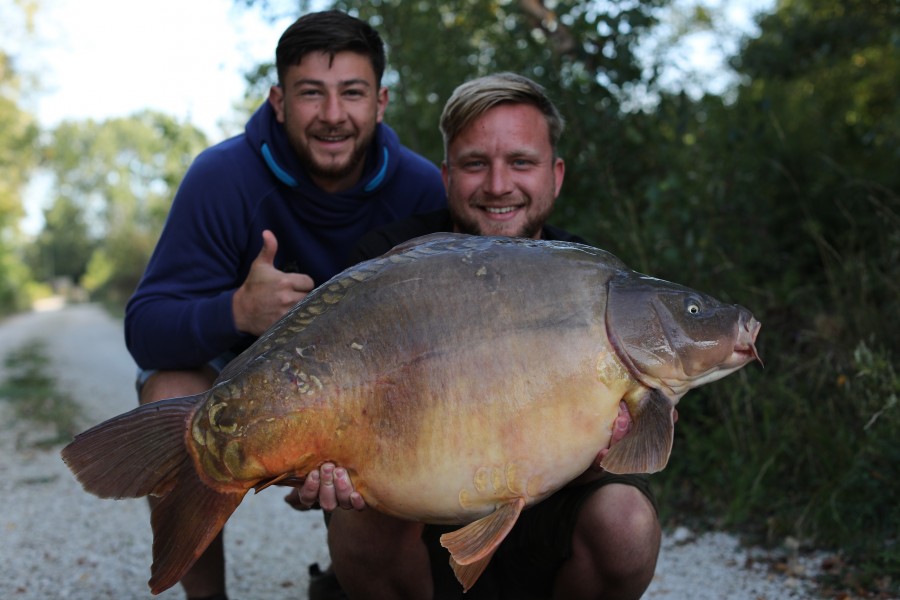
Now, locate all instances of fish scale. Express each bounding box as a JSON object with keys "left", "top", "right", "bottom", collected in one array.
[{"left": 61, "top": 232, "right": 761, "bottom": 594}]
